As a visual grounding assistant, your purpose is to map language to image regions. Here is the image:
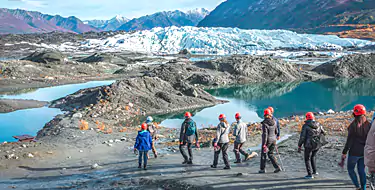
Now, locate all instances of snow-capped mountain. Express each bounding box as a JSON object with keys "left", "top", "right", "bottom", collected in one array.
[
  {"left": 79, "top": 26, "right": 374, "bottom": 55},
  {"left": 85, "top": 15, "right": 129, "bottom": 31},
  {"left": 198, "top": 0, "right": 375, "bottom": 33},
  {"left": 0, "top": 8, "right": 99, "bottom": 34},
  {"left": 117, "top": 9, "right": 210, "bottom": 32}
]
